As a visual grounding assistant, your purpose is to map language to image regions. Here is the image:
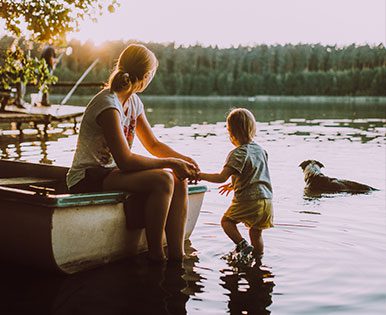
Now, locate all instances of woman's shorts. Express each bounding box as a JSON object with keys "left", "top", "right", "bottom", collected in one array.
[
  {"left": 68, "top": 167, "right": 115, "bottom": 193},
  {"left": 223, "top": 198, "right": 274, "bottom": 229}
]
